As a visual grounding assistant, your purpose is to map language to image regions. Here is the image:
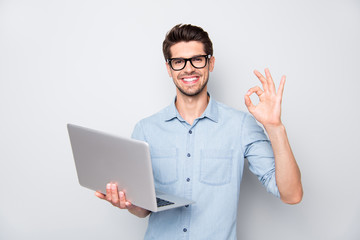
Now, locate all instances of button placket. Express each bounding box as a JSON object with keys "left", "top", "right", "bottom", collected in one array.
[{"left": 183, "top": 126, "right": 194, "bottom": 237}]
